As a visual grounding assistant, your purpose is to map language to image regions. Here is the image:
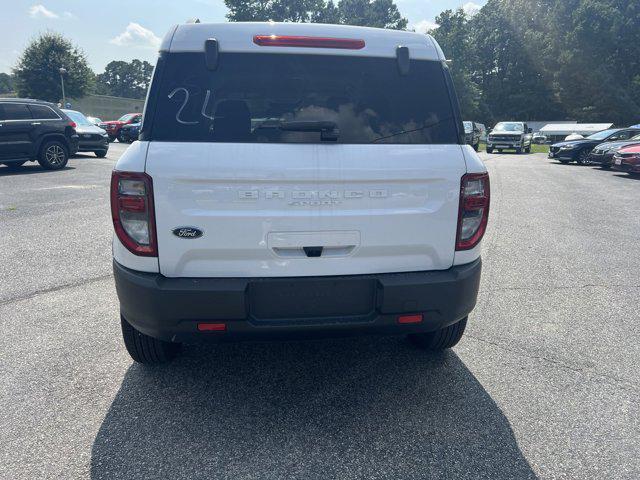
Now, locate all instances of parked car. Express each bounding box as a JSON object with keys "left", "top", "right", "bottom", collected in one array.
[
  {"left": 549, "top": 128, "right": 640, "bottom": 164},
  {"left": 111, "top": 22, "right": 489, "bottom": 364},
  {"left": 463, "top": 121, "right": 481, "bottom": 151},
  {"left": 612, "top": 145, "right": 640, "bottom": 176},
  {"left": 588, "top": 134, "right": 640, "bottom": 169},
  {"left": 100, "top": 113, "right": 142, "bottom": 142},
  {"left": 118, "top": 122, "right": 141, "bottom": 143},
  {"left": 86, "top": 116, "right": 103, "bottom": 126},
  {"left": 62, "top": 109, "right": 109, "bottom": 157},
  {"left": 532, "top": 132, "right": 547, "bottom": 144},
  {"left": 0, "top": 98, "right": 78, "bottom": 170},
  {"left": 486, "top": 122, "right": 532, "bottom": 154},
  {"left": 564, "top": 133, "right": 584, "bottom": 141}
]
